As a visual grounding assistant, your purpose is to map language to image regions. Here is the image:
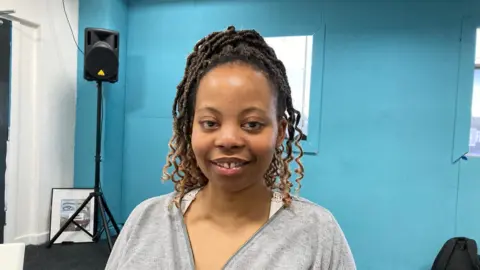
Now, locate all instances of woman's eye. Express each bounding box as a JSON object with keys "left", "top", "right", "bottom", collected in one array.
[
  {"left": 243, "top": 122, "right": 264, "bottom": 131},
  {"left": 201, "top": 120, "right": 218, "bottom": 129}
]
